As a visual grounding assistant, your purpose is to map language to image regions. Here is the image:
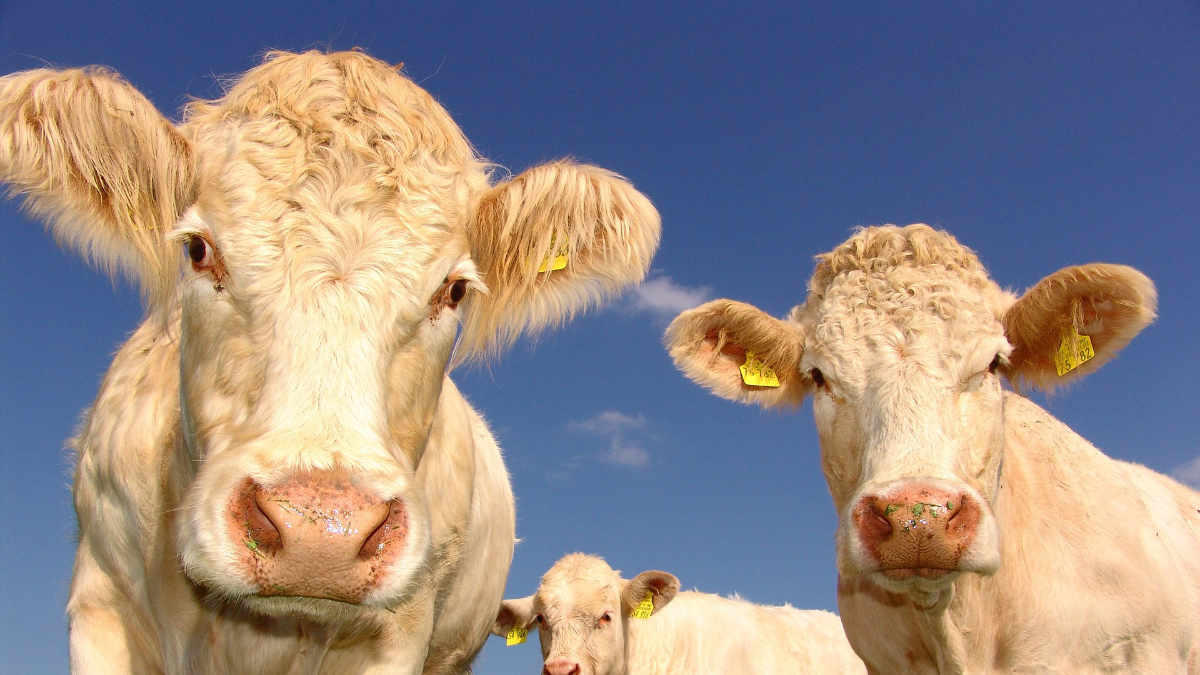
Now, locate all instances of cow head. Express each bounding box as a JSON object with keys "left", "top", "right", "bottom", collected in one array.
[
  {"left": 0, "top": 51, "right": 659, "bottom": 617},
  {"left": 492, "top": 554, "right": 679, "bottom": 675},
  {"left": 666, "top": 224, "right": 1154, "bottom": 599}
]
